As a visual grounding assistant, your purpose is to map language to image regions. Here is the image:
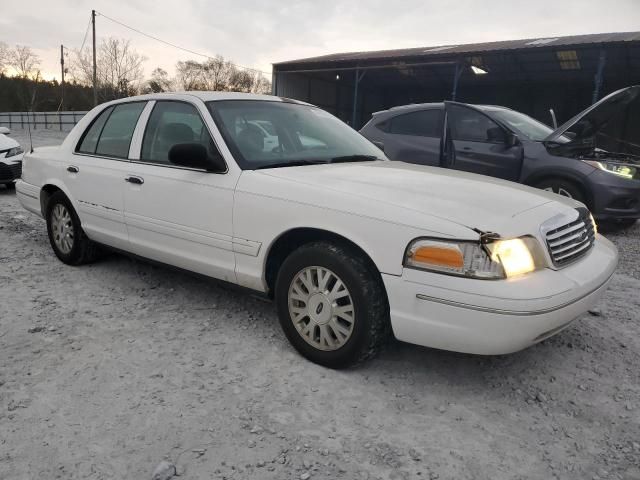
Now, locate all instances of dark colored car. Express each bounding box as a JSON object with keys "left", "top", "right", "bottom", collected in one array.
[{"left": 360, "top": 86, "right": 640, "bottom": 226}]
